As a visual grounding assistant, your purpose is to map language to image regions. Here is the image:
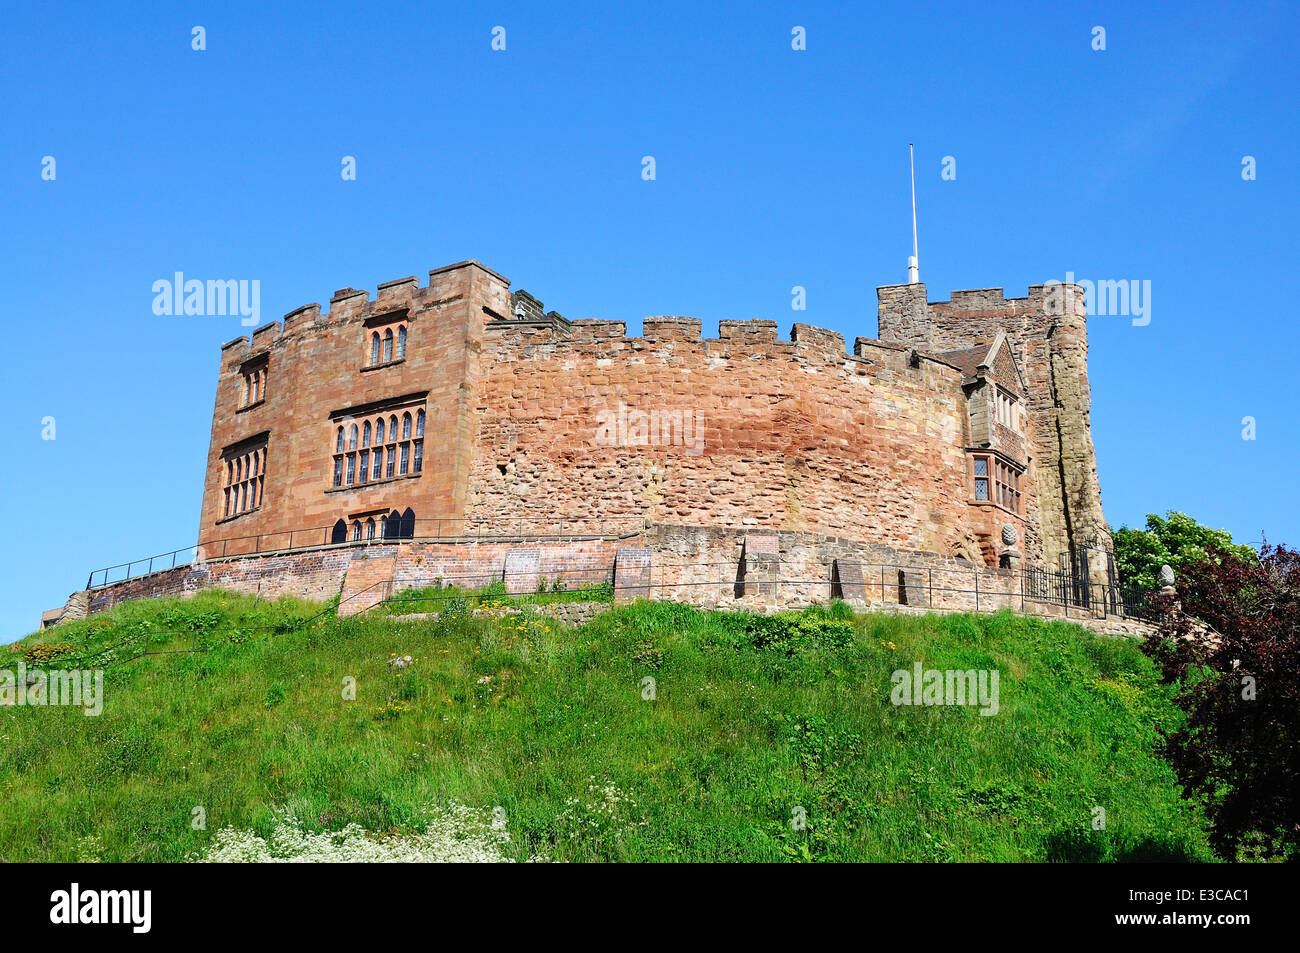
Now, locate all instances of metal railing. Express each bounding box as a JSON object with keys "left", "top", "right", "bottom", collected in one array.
[{"left": 86, "top": 517, "right": 645, "bottom": 589}]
